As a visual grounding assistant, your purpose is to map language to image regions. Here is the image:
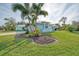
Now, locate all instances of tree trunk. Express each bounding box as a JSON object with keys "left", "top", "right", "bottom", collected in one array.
[{"left": 29, "top": 20, "right": 33, "bottom": 32}]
